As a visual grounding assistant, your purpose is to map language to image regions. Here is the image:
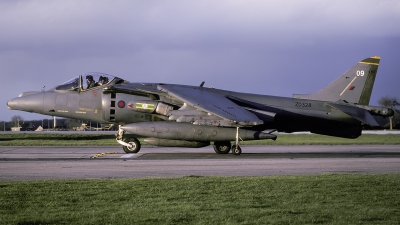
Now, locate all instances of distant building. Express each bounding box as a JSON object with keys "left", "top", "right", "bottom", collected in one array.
[{"left": 11, "top": 126, "right": 21, "bottom": 131}]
